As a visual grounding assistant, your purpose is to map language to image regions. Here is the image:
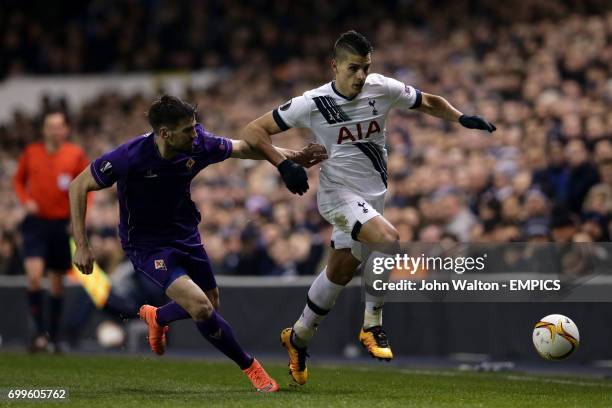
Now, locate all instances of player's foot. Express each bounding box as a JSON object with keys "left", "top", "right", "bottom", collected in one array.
[
  {"left": 359, "top": 326, "right": 393, "bottom": 361},
  {"left": 139, "top": 305, "right": 168, "bottom": 355},
  {"left": 243, "top": 359, "right": 280, "bottom": 392},
  {"left": 28, "top": 334, "right": 49, "bottom": 353},
  {"left": 280, "top": 327, "right": 309, "bottom": 385}
]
